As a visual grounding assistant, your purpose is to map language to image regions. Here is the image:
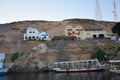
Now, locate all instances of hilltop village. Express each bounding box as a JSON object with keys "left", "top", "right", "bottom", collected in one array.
[{"left": 0, "top": 19, "right": 120, "bottom": 72}]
